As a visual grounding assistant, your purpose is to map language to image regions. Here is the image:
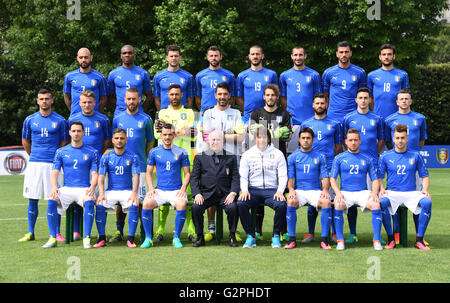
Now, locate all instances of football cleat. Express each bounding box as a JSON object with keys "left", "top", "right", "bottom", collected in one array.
[
  {"left": 415, "top": 241, "right": 430, "bottom": 251},
  {"left": 336, "top": 240, "right": 345, "bottom": 250},
  {"left": 93, "top": 239, "right": 106, "bottom": 248},
  {"left": 284, "top": 241, "right": 297, "bottom": 249},
  {"left": 271, "top": 235, "right": 282, "bottom": 248},
  {"left": 373, "top": 240, "right": 383, "bottom": 251},
  {"left": 83, "top": 237, "right": 92, "bottom": 249},
  {"left": 56, "top": 233, "right": 66, "bottom": 242},
  {"left": 243, "top": 235, "right": 256, "bottom": 248},
  {"left": 204, "top": 232, "right": 214, "bottom": 242},
  {"left": 140, "top": 238, "right": 153, "bottom": 248},
  {"left": 73, "top": 232, "right": 82, "bottom": 241},
  {"left": 109, "top": 230, "right": 123, "bottom": 243},
  {"left": 301, "top": 233, "right": 315, "bottom": 243},
  {"left": 345, "top": 234, "right": 358, "bottom": 244},
  {"left": 255, "top": 232, "right": 264, "bottom": 241},
  {"left": 172, "top": 237, "right": 183, "bottom": 248},
  {"left": 127, "top": 240, "right": 137, "bottom": 248},
  {"left": 394, "top": 233, "right": 400, "bottom": 245},
  {"left": 320, "top": 241, "right": 332, "bottom": 250},
  {"left": 385, "top": 240, "right": 396, "bottom": 249},
  {"left": 18, "top": 232, "right": 35, "bottom": 242},
  {"left": 42, "top": 236, "right": 57, "bottom": 248}
]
